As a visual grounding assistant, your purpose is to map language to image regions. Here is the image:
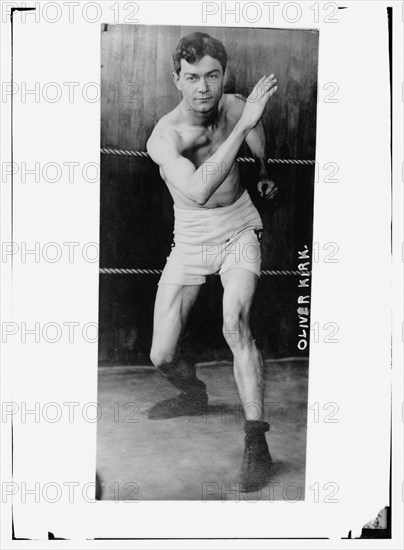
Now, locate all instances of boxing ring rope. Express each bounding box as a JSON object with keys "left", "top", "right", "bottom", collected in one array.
[
  {"left": 100, "top": 148, "right": 314, "bottom": 277},
  {"left": 99, "top": 268, "right": 307, "bottom": 276},
  {"left": 101, "top": 147, "right": 315, "bottom": 165}
]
